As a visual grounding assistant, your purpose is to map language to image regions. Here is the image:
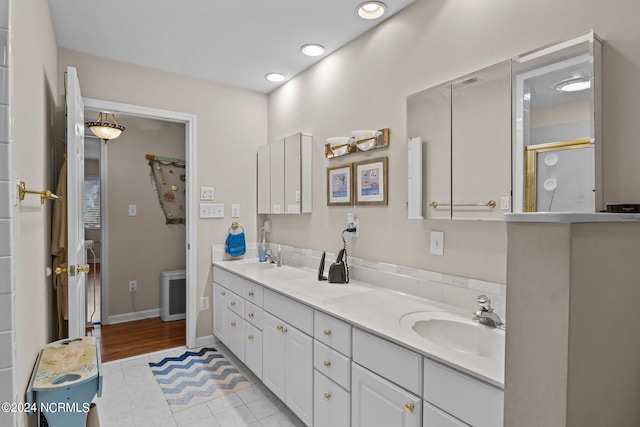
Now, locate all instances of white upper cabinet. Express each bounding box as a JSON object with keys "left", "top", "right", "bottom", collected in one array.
[{"left": 258, "top": 133, "right": 312, "bottom": 214}]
